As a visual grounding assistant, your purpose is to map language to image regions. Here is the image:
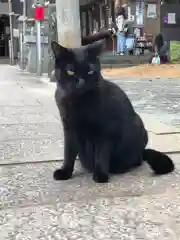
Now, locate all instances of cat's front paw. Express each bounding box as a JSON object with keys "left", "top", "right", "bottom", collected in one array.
[
  {"left": 53, "top": 168, "right": 72, "bottom": 181},
  {"left": 93, "top": 165, "right": 109, "bottom": 183}
]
